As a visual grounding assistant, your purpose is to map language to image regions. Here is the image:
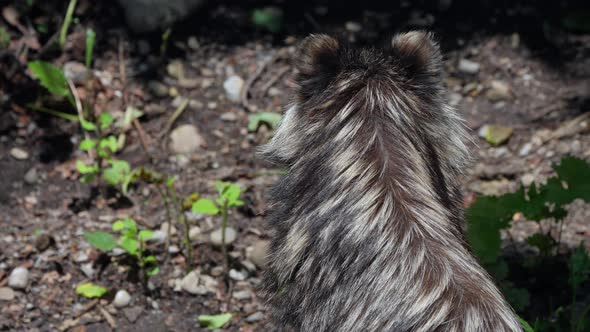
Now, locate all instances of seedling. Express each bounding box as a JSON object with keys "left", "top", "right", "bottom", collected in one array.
[
  {"left": 59, "top": 0, "right": 77, "bottom": 48},
  {"left": 84, "top": 217, "right": 158, "bottom": 289},
  {"left": 198, "top": 313, "right": 232, "bottom": 330},
  {"left": 192, "top": 181, "right": 244, "bottom": 275}
]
